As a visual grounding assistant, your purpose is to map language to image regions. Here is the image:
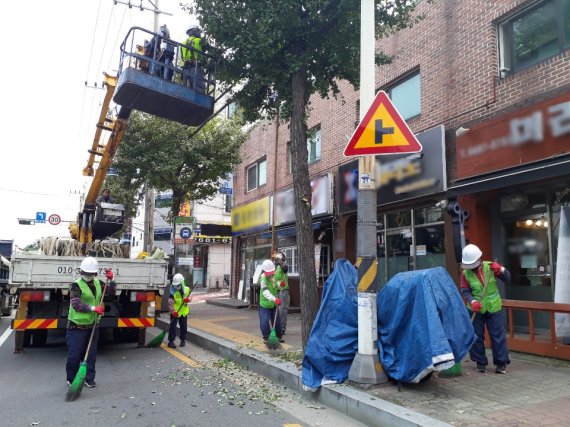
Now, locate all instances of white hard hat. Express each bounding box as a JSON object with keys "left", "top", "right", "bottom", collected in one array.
[
  {"left": 80, "top": 257, "right": 99, "bottom": 274},
  {"left": 261, "top": 259, "right": 275, "bottom": 276},
  {"left": 186, "top": 25, "right": 200, "bottom": 35},
  {"left": 274, "top": 251, "right": 286, "bottom": 262},
  {"left": 172, "top": 273, "right": 184, "bottom": 286},
  {"left": 461, "top": 244, "right": 482, "bottom": 269}
]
